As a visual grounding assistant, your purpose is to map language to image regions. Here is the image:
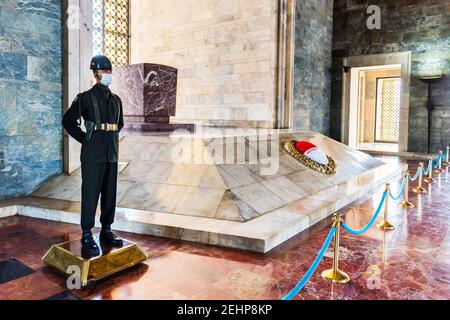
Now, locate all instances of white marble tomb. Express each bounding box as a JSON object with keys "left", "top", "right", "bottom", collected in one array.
[{"left": 1, "top": 130, "right": 406, "bottom": 252}]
